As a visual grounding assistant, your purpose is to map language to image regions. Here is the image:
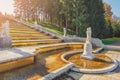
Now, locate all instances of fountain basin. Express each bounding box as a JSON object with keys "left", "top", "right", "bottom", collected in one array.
[{"left": 61, "top": 50, "right": 118, "bottom": 73}]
